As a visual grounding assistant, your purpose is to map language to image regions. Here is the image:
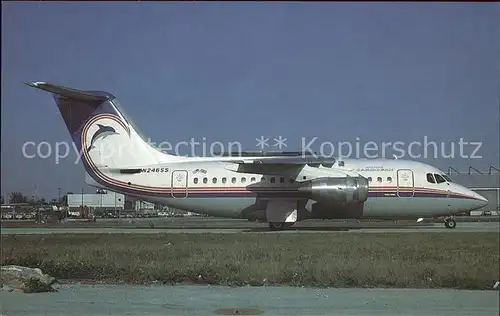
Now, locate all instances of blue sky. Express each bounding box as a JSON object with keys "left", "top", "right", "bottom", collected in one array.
[{"left": 2, "top": 2, "right": 499, "bottom": 199}]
